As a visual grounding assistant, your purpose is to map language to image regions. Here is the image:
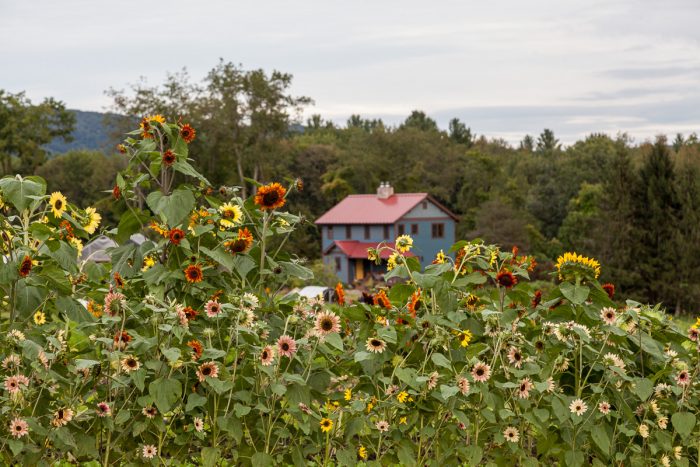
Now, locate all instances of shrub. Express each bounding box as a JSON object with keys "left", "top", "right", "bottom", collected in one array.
[{"left": 0, "top": 116, "right": 696, "bottom": 466}]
